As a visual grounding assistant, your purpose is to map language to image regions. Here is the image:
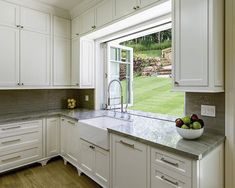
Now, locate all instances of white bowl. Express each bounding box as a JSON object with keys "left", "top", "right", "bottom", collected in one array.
[{"left": 176, "top": 127, "right": 204, "bottom": 140}]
